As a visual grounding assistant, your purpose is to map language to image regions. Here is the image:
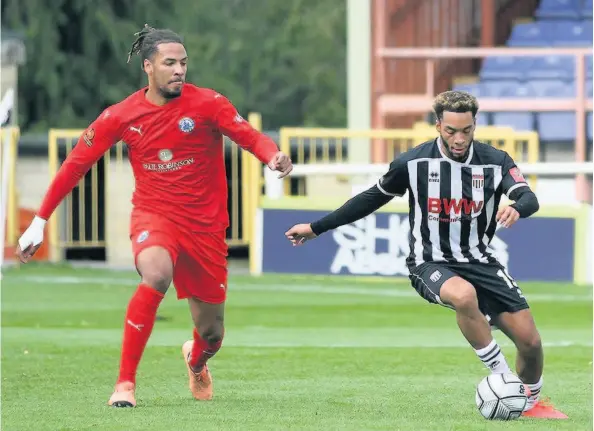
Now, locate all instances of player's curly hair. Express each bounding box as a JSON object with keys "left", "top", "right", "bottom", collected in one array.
[
  {"left": 433, "top": 90, "right": 479, "bottom": 120},
  {"left": 127, "top": 24, "right": 184, "bottom": 65}
]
